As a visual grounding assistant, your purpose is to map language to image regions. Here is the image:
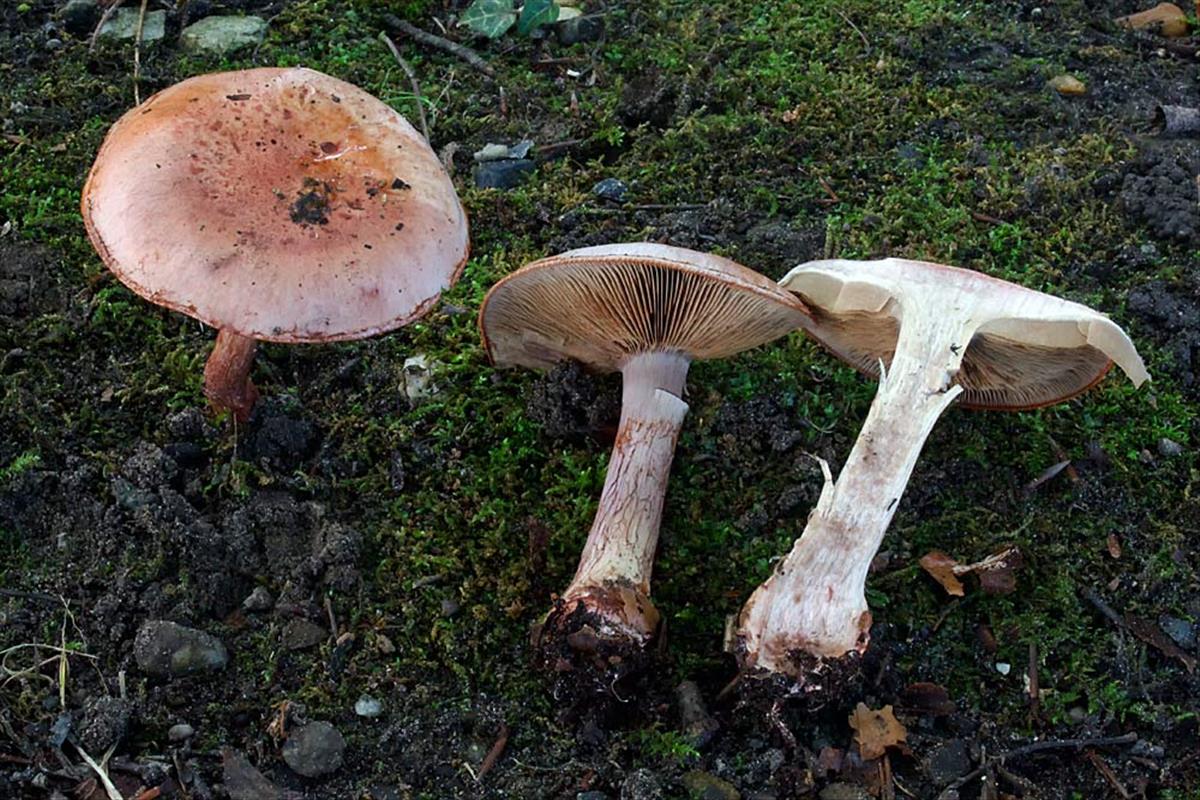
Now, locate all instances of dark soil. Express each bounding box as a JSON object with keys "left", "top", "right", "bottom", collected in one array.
[{"left": 2, "top": 0, "right": 1198, "bottom": 799}]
